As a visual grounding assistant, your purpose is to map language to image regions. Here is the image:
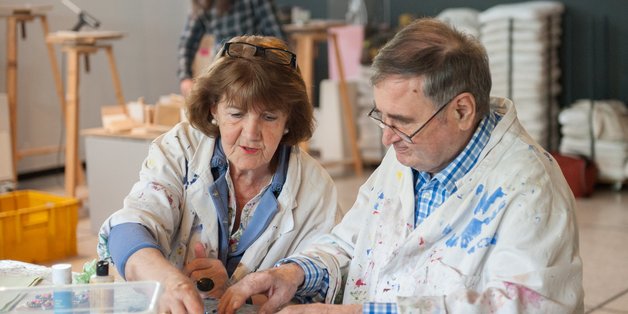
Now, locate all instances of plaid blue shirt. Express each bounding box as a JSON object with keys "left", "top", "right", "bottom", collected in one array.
[
  {"left": 413, "top": 111, "right": 498, "bottom": 227},
  {"left": 281, "top": 112, "right": 499, "bottom": 314},
  {"left": 177, "top": 0, "right": 285, "bottom": 80}
]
